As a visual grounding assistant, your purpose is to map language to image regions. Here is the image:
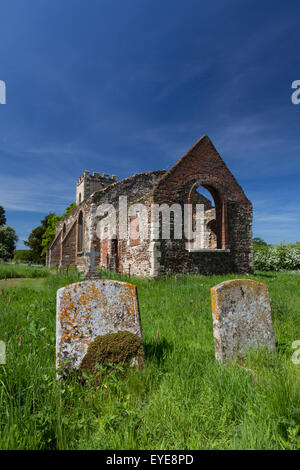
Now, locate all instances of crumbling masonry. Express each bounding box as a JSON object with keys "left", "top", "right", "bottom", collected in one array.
[{"left": 47, "top": 136, "right": 253, "bottom": 276}]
